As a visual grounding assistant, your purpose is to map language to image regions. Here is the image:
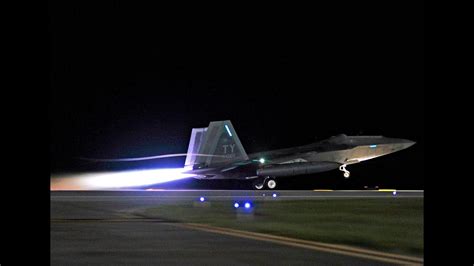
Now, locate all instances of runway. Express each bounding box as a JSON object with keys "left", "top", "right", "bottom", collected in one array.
[
  {"left": 51, "top": 190, "right": 423, "bottom": 265},
  {"left": 51, "top": 189, "right": 423, "bottom": 200}
]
